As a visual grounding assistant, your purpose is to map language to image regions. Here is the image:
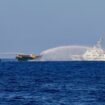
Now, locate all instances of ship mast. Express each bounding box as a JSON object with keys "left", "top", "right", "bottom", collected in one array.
[{"left": 95, "top": 37, "right": 103, "bottom": 49}]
